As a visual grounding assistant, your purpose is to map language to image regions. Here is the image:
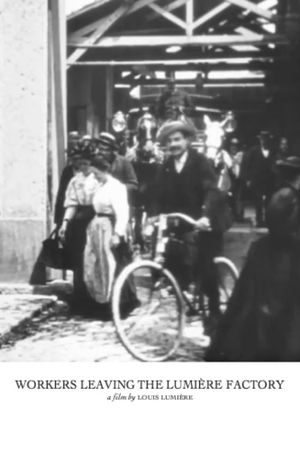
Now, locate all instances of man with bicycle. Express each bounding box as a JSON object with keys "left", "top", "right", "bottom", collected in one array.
[{"left": 150, "top": 121, "right": 232, "bottom": 327}]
